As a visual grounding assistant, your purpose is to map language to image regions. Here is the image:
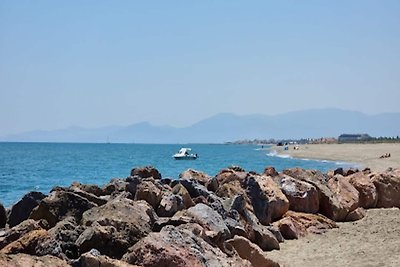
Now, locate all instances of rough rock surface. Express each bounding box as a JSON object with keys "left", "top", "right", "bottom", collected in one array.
[
  {"left": 0, "top": 219, "right": 45, "bottom": 250},
  {"left": 8, "top": 191, "right": 46, "bottom": 227},
  {"left": 0, "top": 253, "right": 70, "bottom": 267},
  {"left": 347, "top": 172, "right": 378, "bottom": 208},
  {"left": 78, "top": 198, "right": 156, "bottom": 258},
  {"left": 157, "top": 193, "right": 185, "bottom": 217},
  {"left": 226, "top": 235, "right": 280, "bottom": 267},
  {"left": 274, "top": 175, "right": 319, "bottom": 214},
  {"left": 131, "top": 166, "right": 161, "bottom": 179},
  {"left": 0, "top": 229, "right": 51, "bottom": 255},
  {"left": 30, "top": 190, "right": 97, "bottom": 227},
  {"left": 371, "top": 170, "right": 400, "bottom": 208},
  {"left": 134, "top": 180, "right": 162, "bottom": 209},
  {"left": 122, "top": 224, "right": 252, "bottom": 267},
  {"left": 283, "top": 168, "right": 347, "bottom": 221},
  {"left": 179, "top": 169, "right": 211, "bottom": 185},
  {"left": 328, "top": 175, "right": 360, "bottom": 221},
  {"left": 246, "top": 175, "right": 289, "bottom": 224},
  {"left": 171, "top": 183, "right": 195, "bottom": 208},
  {"left": 278, "top": 210, "right": 338, "bottom": 236}
]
